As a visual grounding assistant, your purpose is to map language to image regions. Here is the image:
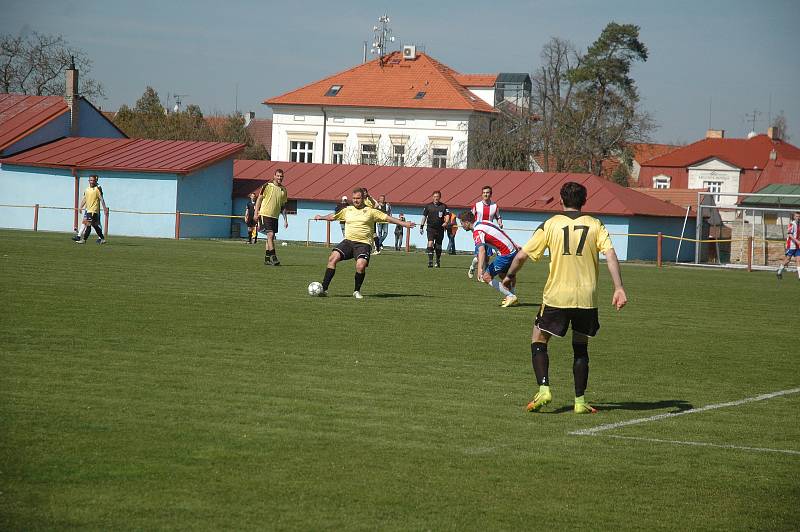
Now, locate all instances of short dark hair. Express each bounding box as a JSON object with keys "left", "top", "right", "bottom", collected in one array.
[
  {"left": 482, "top": 185, "right": 492, "bottom": 193},
  {"left": 560, "top": 182, "right": 587, "bottom": 209},
  {"left": 459, "top": 210, "right": 475, "bottom": 223},
  {"left": 275, "top": 168, "right": 284, "bottom": 176},
  {"left": 433, "top": 190, "right": 441, "bottom": 196},
  {"left": 352, "top": 187, "right": 364, "bottom": 196}
]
